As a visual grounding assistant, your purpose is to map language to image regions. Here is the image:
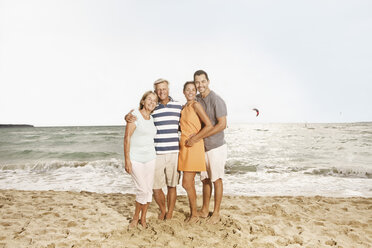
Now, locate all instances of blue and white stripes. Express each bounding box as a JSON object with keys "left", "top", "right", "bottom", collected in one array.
[{"left": 152, "top": 98, "right": 182, "bottom": 154}]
